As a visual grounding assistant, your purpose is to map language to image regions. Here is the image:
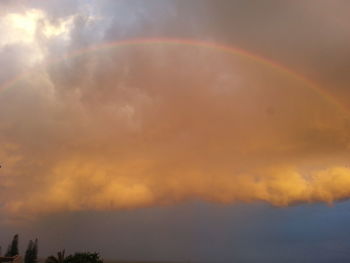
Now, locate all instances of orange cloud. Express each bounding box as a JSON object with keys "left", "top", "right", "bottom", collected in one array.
[{"left": 1, "top": 43, "right": 350, "bottom": 218}]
